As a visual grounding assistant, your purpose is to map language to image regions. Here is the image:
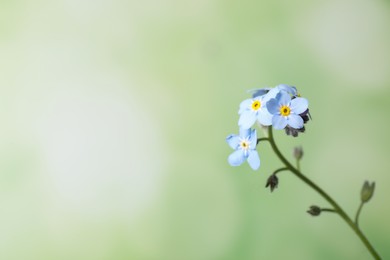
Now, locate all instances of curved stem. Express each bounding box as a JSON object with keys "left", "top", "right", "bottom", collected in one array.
[
  {"left": 355, "top": 202, "right": 364, "bottom": 228},
  {"left": 273, "top": 167, "right": 289, "bottom": 175},
  {"left": 257, "top": 137, "right": 269, "bottom": 145},
  {"left": 267, "top": 127, "right": 381, "bottom": 260}
]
